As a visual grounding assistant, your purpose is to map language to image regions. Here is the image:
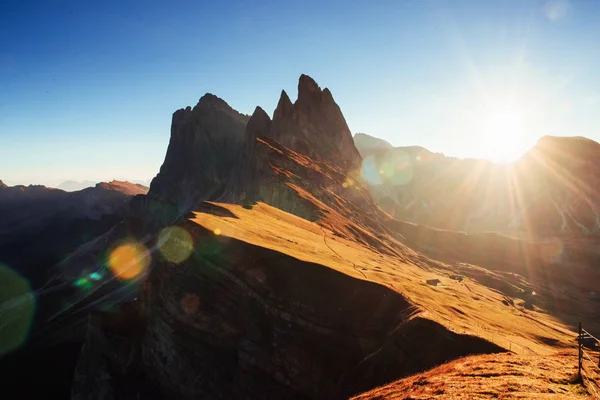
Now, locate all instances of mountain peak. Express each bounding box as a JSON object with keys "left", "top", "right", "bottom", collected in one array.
[
  {"left": 298, "top": 73, "right": 320, "bottom": 93},
  {"left": 297, "top": 74, "right": 323, "bottom": 108},
  {"left": 268, "top": 75, "right": 361, "bottom": 170},
  {"left": 278, "top": 89, "right": 293, "bottom": 109},
  {"left": 136, "top": 93, "right": 250, "bottom": 224},
  {"left": 250, "top": 106, "right": 271, "bottom": 125},
  {"left": 527, "top": 135, "right": 600, "bottom": 162},
  {"left": 198, "top": 92, "right": 227, "bottom": 106},
  {"left": 194, "top": 93, "right": 240, "bottom": 114},
  {"left": 353, "top": 133, "right": 394, "bottom": 157},
  {"left": 245, "top": 106, "right": 272, "bottom": 144}
]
